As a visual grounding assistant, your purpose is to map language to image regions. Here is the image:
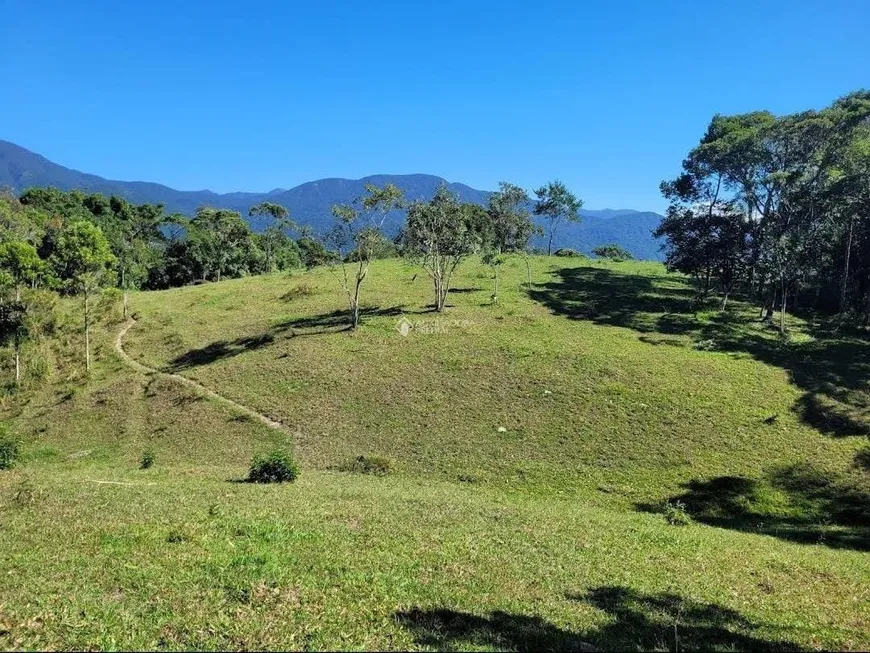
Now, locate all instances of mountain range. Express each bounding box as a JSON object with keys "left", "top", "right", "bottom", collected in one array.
[{"left": 0, "top": 139, "right": 665, "bottom": 259}]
